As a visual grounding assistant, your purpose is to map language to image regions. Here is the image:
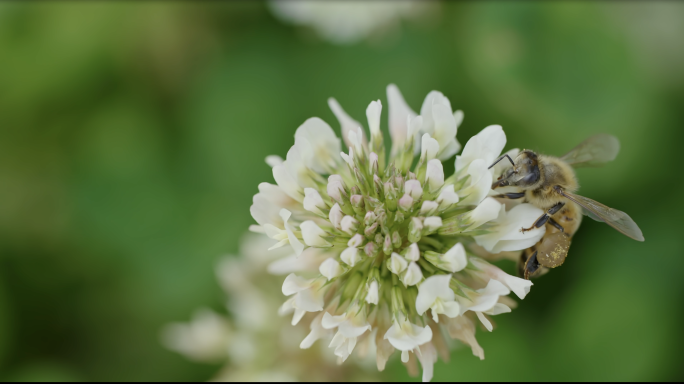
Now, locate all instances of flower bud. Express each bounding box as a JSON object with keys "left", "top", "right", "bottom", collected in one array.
[
  {"left": 394, "top": 175, "right": 404, "bottom": 190},
  {"left": 350, "top": 185, "right": 361, "bottom": 196},
  {"left": 392, "top": 231, "right": 402, "bottom": 249},
  {"left": 364, "top": 222, "right": 379, "bottom": 239},
  {"left": 369, "top": 152, "right": 379, "bottom": 175},
  {"left": 364, "top": 211, "right": 377, "bottom": 226},
  {"left": 398, "top": 193, "right": 414, "bottom": 212},
  {"left": 350, "top": 194, "right": 365, "bottom": 215},
  {"left": 389, "top": 253, "right": 408, "bottom": 275},
  {"left": 383, "top": 234, "right": 393, "bottom": 255},
  {"left": 408, "top": 217, "right": 423, "bottom": 243},
  {"left": 384, "top": 183, "right": 397, "bottom": 212},
  {"left": 364, "top": 241, "right": 379, "bottom": 258},
  {"left": 373, "top": 174, "right": 384, "bottom": 197}
]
